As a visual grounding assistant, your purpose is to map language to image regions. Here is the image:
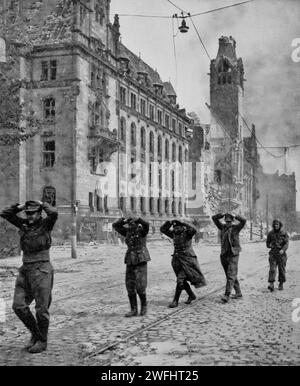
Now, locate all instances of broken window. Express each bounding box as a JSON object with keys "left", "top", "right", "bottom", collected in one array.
[
  {"left": 44, "top": 98, "right": 56, "bottom": 120},
  {"left": 43, "top": 141, "right": 55, "bottom": 168}
]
